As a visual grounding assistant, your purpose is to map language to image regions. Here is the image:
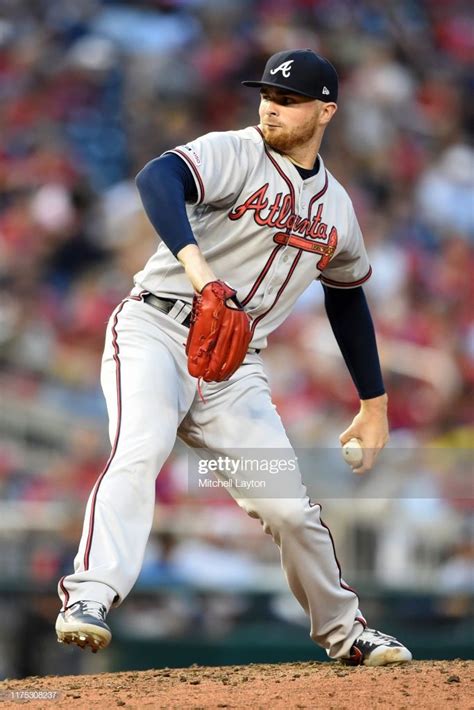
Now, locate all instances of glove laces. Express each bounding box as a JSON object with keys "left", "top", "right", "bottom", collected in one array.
[{"left": 197, "top": 377, "right": 206, "bottom": 404}]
